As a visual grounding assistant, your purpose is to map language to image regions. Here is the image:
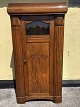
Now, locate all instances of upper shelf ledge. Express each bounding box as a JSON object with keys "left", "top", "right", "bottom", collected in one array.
[{"left": 7, "top": 2, "right": 68, "bottom": 15}]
